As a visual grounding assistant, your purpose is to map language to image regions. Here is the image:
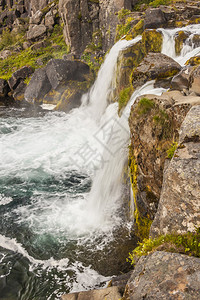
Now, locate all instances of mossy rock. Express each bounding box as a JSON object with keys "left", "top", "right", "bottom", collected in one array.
[
  {"left": 55, "top": 81, "right": 89, "bottom": 112},
  {"left": 43, "top": 89, "right": 61, "bottom": 104},
  {"left": 174, "top": 30, "right": 190, "bottom": 55},
  {"left": 186, "top": 55, "right": 200, "bottom": 66},
  {"left": 142, "top": 29, "right": 163, "bottom": 54},
  {"left": 129, "top": 147, "right": 152, "bottom": 241},
  {"left": 125, "top": 19, "right": 144, "bottom": 41}
]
